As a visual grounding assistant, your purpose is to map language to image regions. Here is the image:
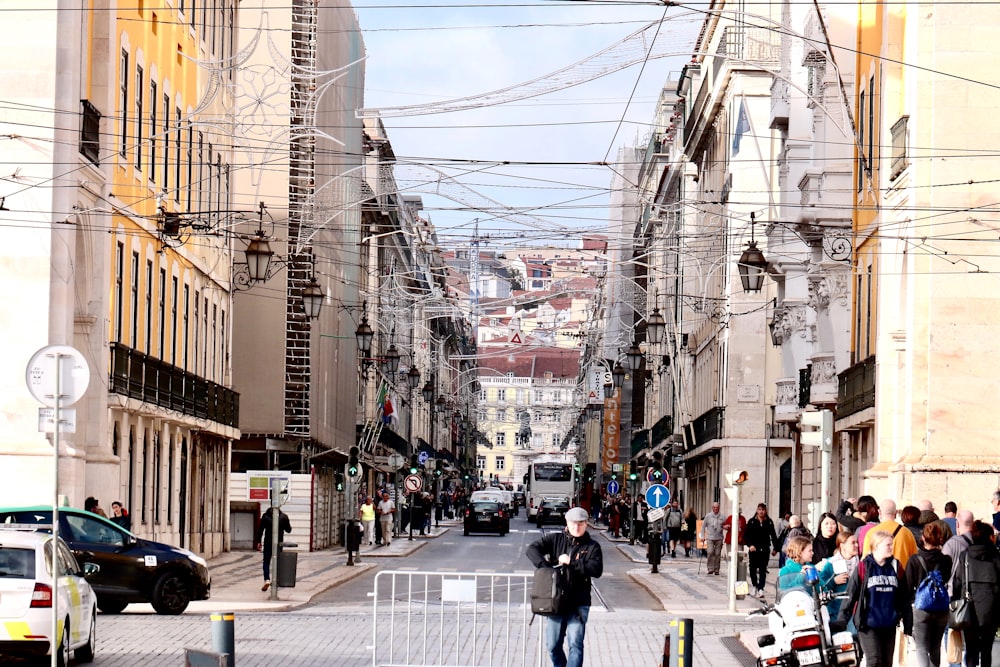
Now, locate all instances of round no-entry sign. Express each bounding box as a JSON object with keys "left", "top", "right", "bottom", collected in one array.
[{"left": 404, "top": 475, "right": 422, "bottom": 493}]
